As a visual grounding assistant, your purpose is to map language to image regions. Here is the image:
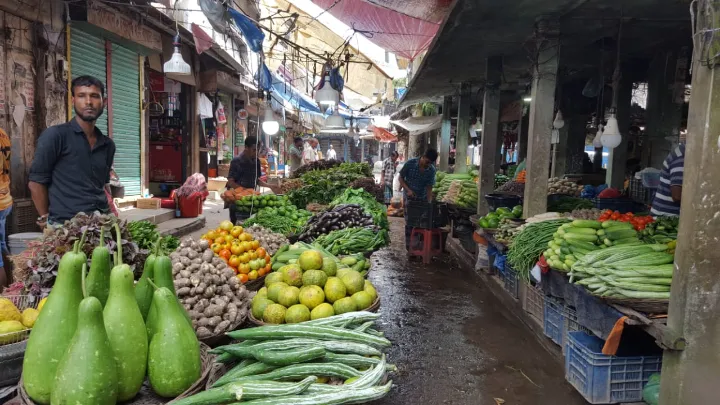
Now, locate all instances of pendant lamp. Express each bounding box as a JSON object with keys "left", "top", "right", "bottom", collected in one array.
[
  {"left": 164, "top": 34, "right": 191, "bottom": 75},
  {"left": 600, "top": 112, "right": 622, "bottom": 148},
  {"left": 593, "top": 125, "right": 604, "bottom": 148},
  {"left": 262, "top": 107, "right": 279, "bottom": 135}
]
